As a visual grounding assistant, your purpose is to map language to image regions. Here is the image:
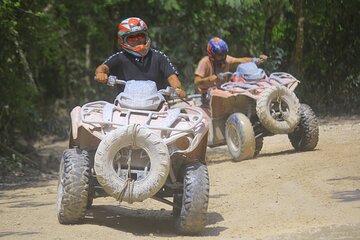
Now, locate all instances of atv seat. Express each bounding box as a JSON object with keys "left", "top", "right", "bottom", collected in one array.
[{"left": 235, "top": 62, "right": 266, "bottom": 82}]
